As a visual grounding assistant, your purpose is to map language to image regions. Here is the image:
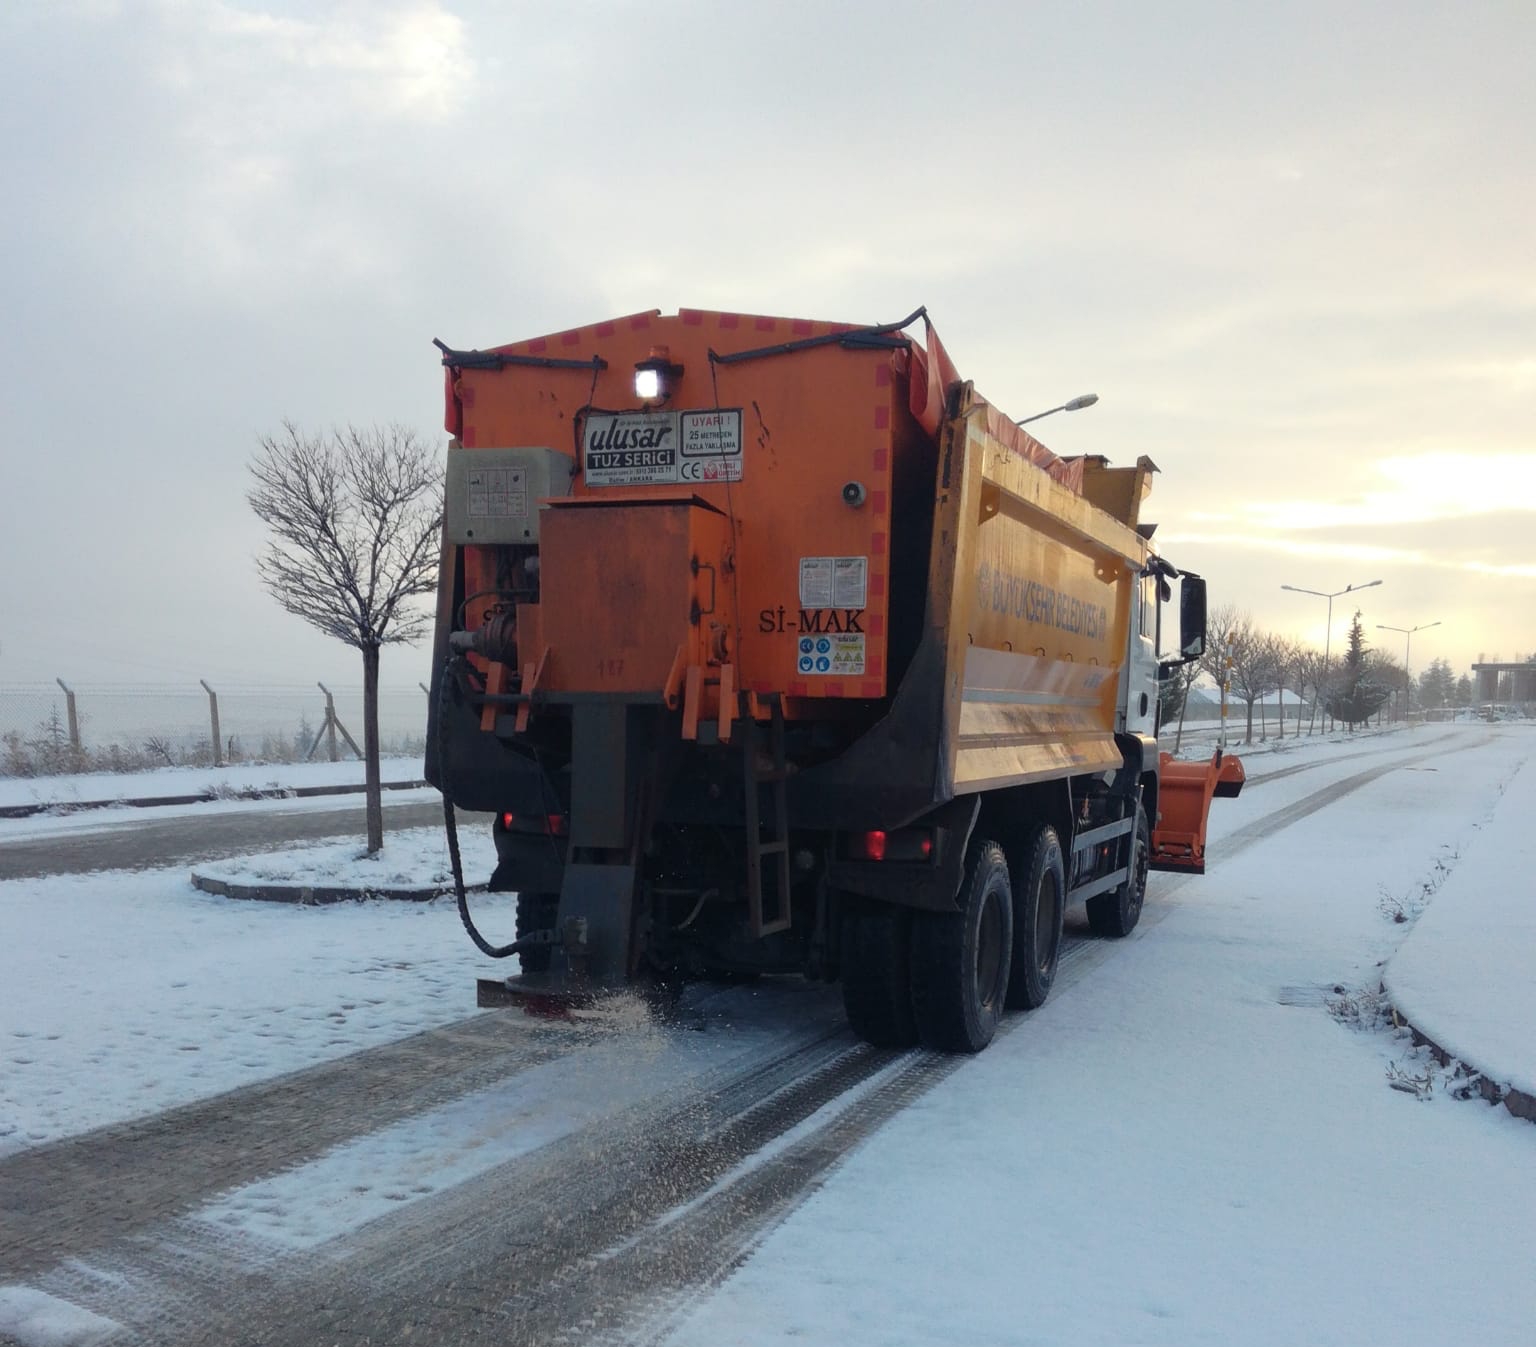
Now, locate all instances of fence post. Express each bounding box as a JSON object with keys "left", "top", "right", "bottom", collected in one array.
[
  {"left": 55, "top": 678, "right": 81, "bottom": 754},
  {"left": 318, "top": 682, "right": 339, "bottom": 762},
  {"left": 200, "top": 679, "right": 223, "bottom": 767}
]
